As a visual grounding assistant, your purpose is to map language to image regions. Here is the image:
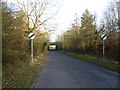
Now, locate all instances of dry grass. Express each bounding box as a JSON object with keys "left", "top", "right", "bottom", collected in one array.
[
  {"left": 2, "top": 50, "right": 47, "bottom": 88},
  {"left": 59, "top": 51, "right": 119, "bottom": 72}
]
